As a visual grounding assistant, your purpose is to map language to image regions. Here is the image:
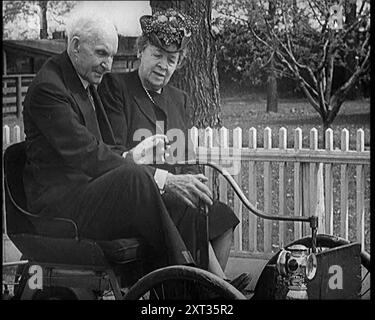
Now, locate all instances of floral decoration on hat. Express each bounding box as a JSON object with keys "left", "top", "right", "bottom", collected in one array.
[{"left": 140, "top": 9, "right": 198, "bottom": 52}]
